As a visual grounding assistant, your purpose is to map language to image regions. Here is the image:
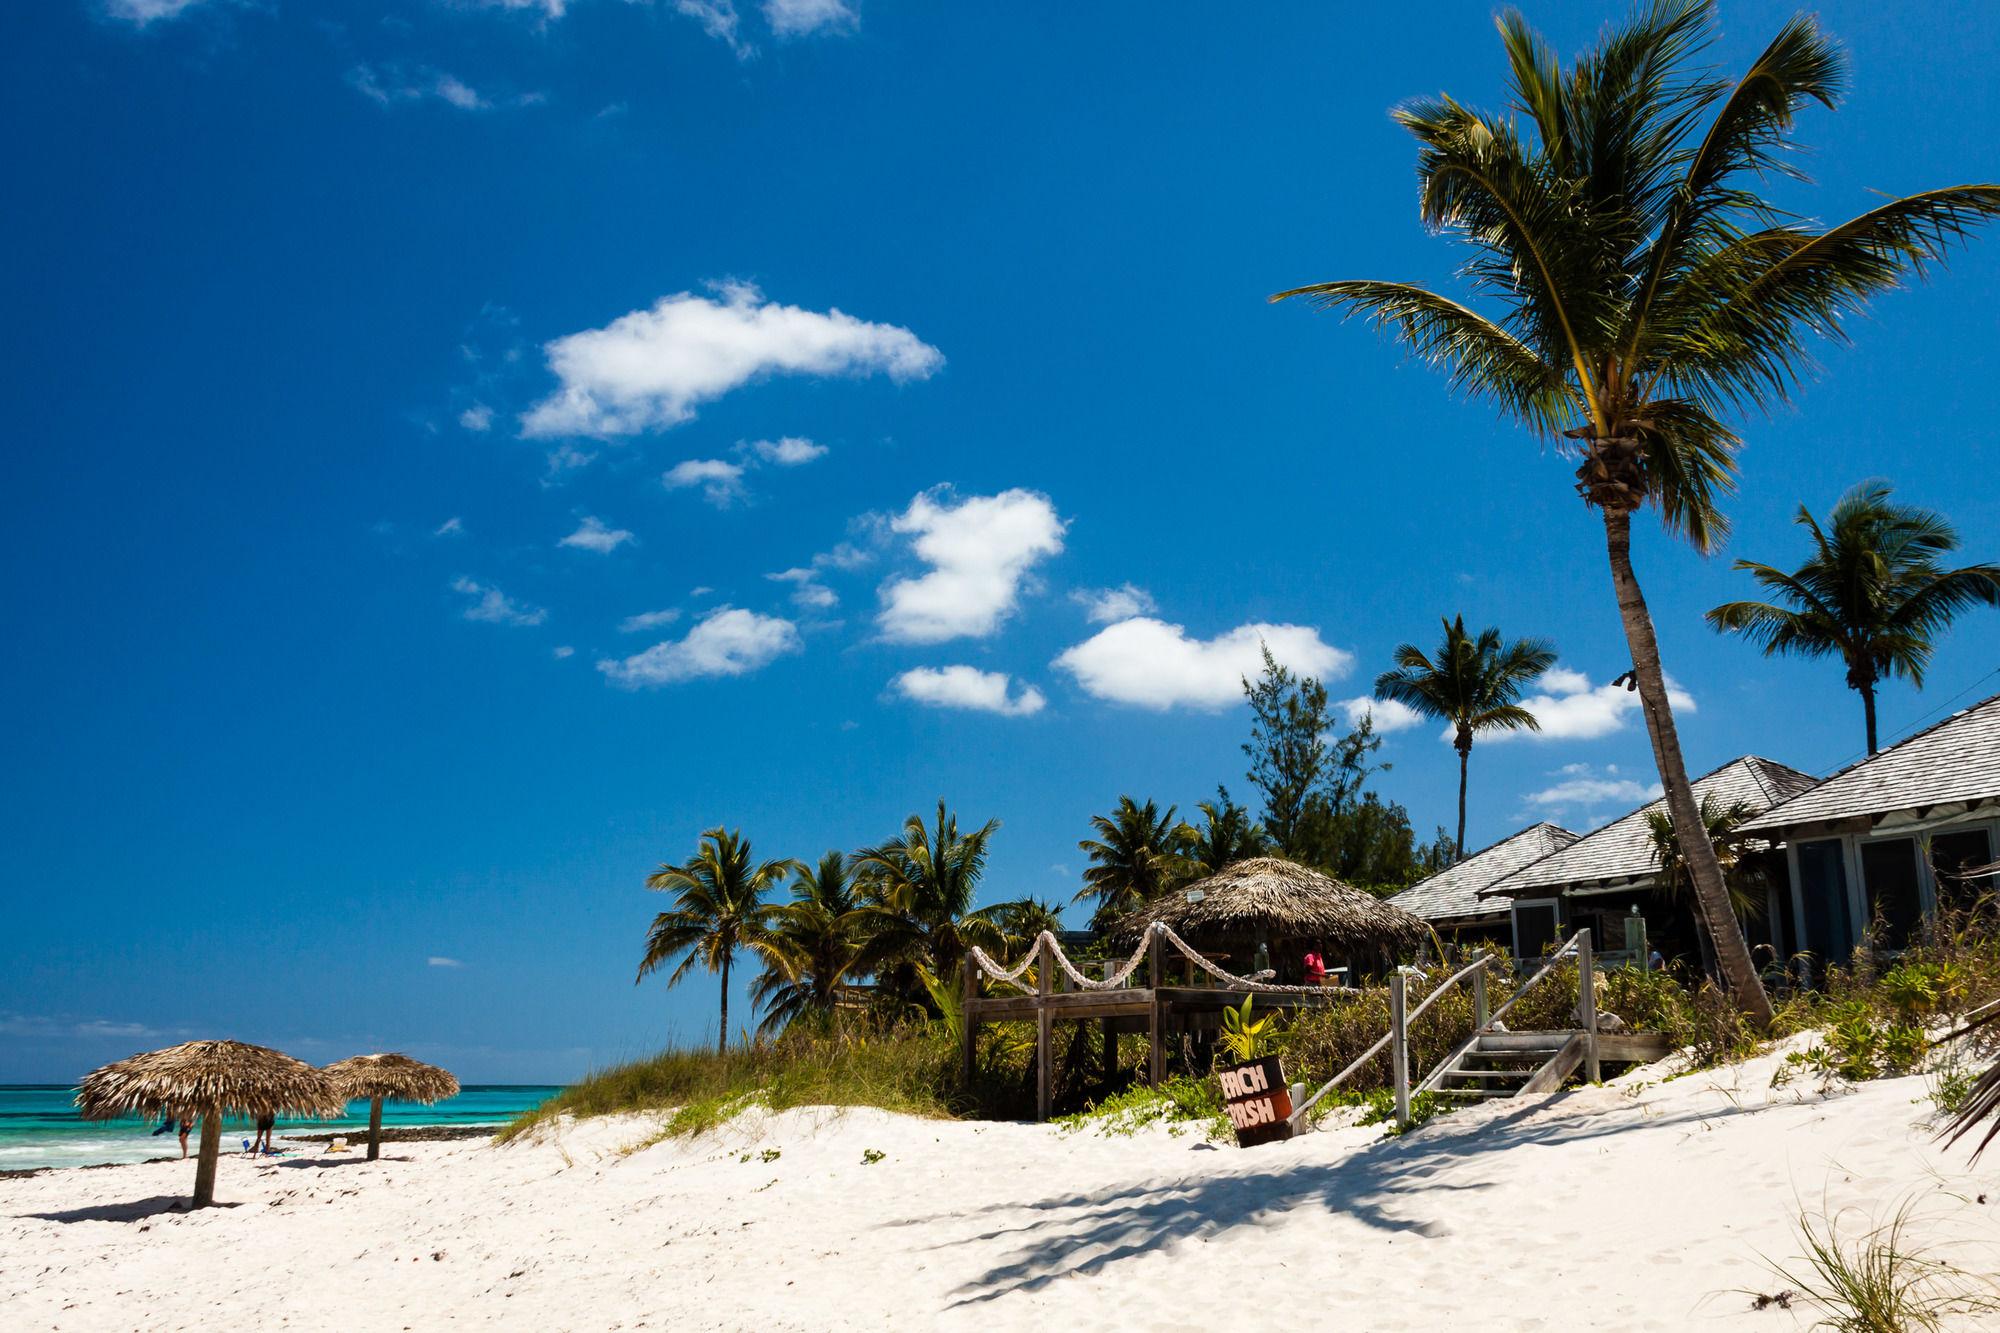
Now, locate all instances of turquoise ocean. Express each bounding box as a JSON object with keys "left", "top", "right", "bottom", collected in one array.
[{"left": 0, "top": 1084, "right": 562, "bottom": 1172}]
